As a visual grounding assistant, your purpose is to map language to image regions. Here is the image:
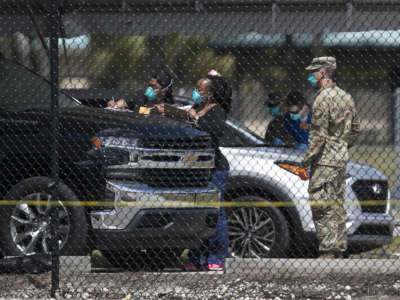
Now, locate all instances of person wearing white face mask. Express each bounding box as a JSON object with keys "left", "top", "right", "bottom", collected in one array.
[{"left": 284, "top": 90, "right": 311, "bottom": 151}]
